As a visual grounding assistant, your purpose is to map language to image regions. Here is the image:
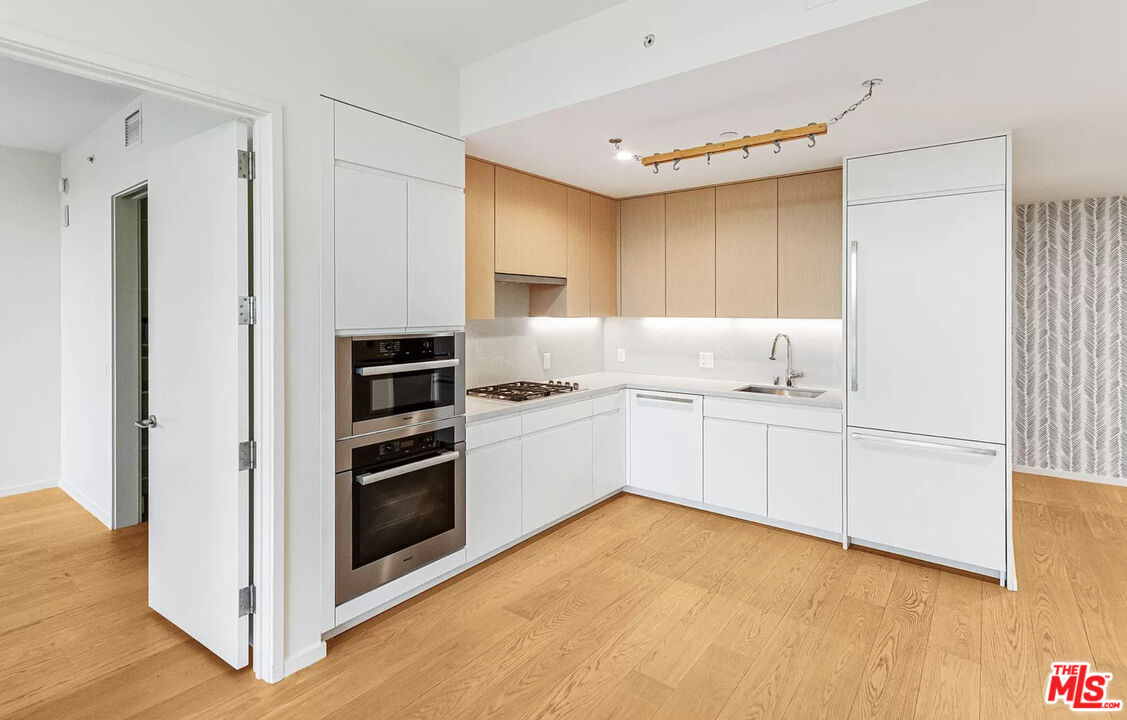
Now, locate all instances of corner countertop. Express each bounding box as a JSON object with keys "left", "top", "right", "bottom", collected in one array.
[{"left": 465, "top": 371, "right": 843, "bottom": 423}]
